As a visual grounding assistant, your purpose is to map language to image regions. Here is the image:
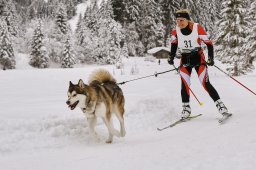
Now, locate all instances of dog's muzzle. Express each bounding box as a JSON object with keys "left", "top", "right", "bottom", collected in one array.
[{"left": 66, "top": 100, "right": 79, "bottom": 110}]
